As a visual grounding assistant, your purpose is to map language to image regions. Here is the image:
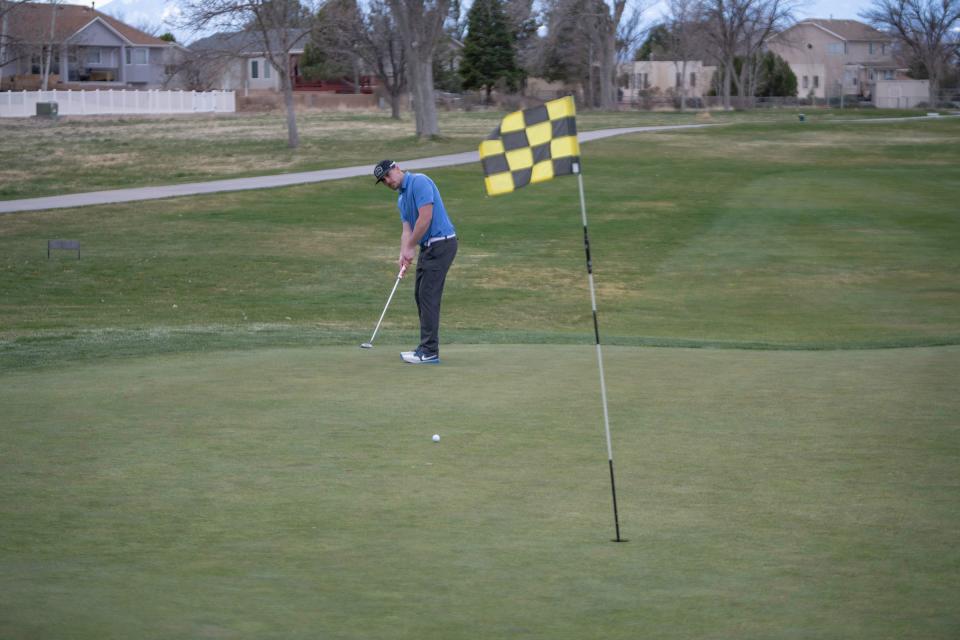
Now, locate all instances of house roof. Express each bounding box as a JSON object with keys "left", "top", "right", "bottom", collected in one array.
[
  {"left": 189, "top": 29, "right": 310, "bottom": 55},
  {"left": 5, "top": 2, "right": 170, "bottom": 46},
  {"left": 791, "top": 19, "right": 891, "bottom": 42}
]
